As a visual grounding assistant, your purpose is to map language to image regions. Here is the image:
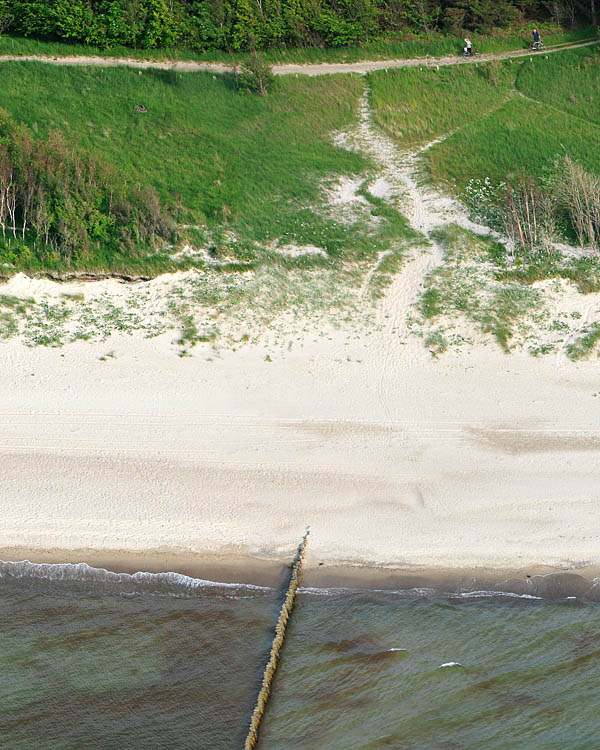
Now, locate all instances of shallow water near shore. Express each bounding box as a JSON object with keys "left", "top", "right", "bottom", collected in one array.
[{"left": 1, "top": 563, "right": 599, "bottom": 749}]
